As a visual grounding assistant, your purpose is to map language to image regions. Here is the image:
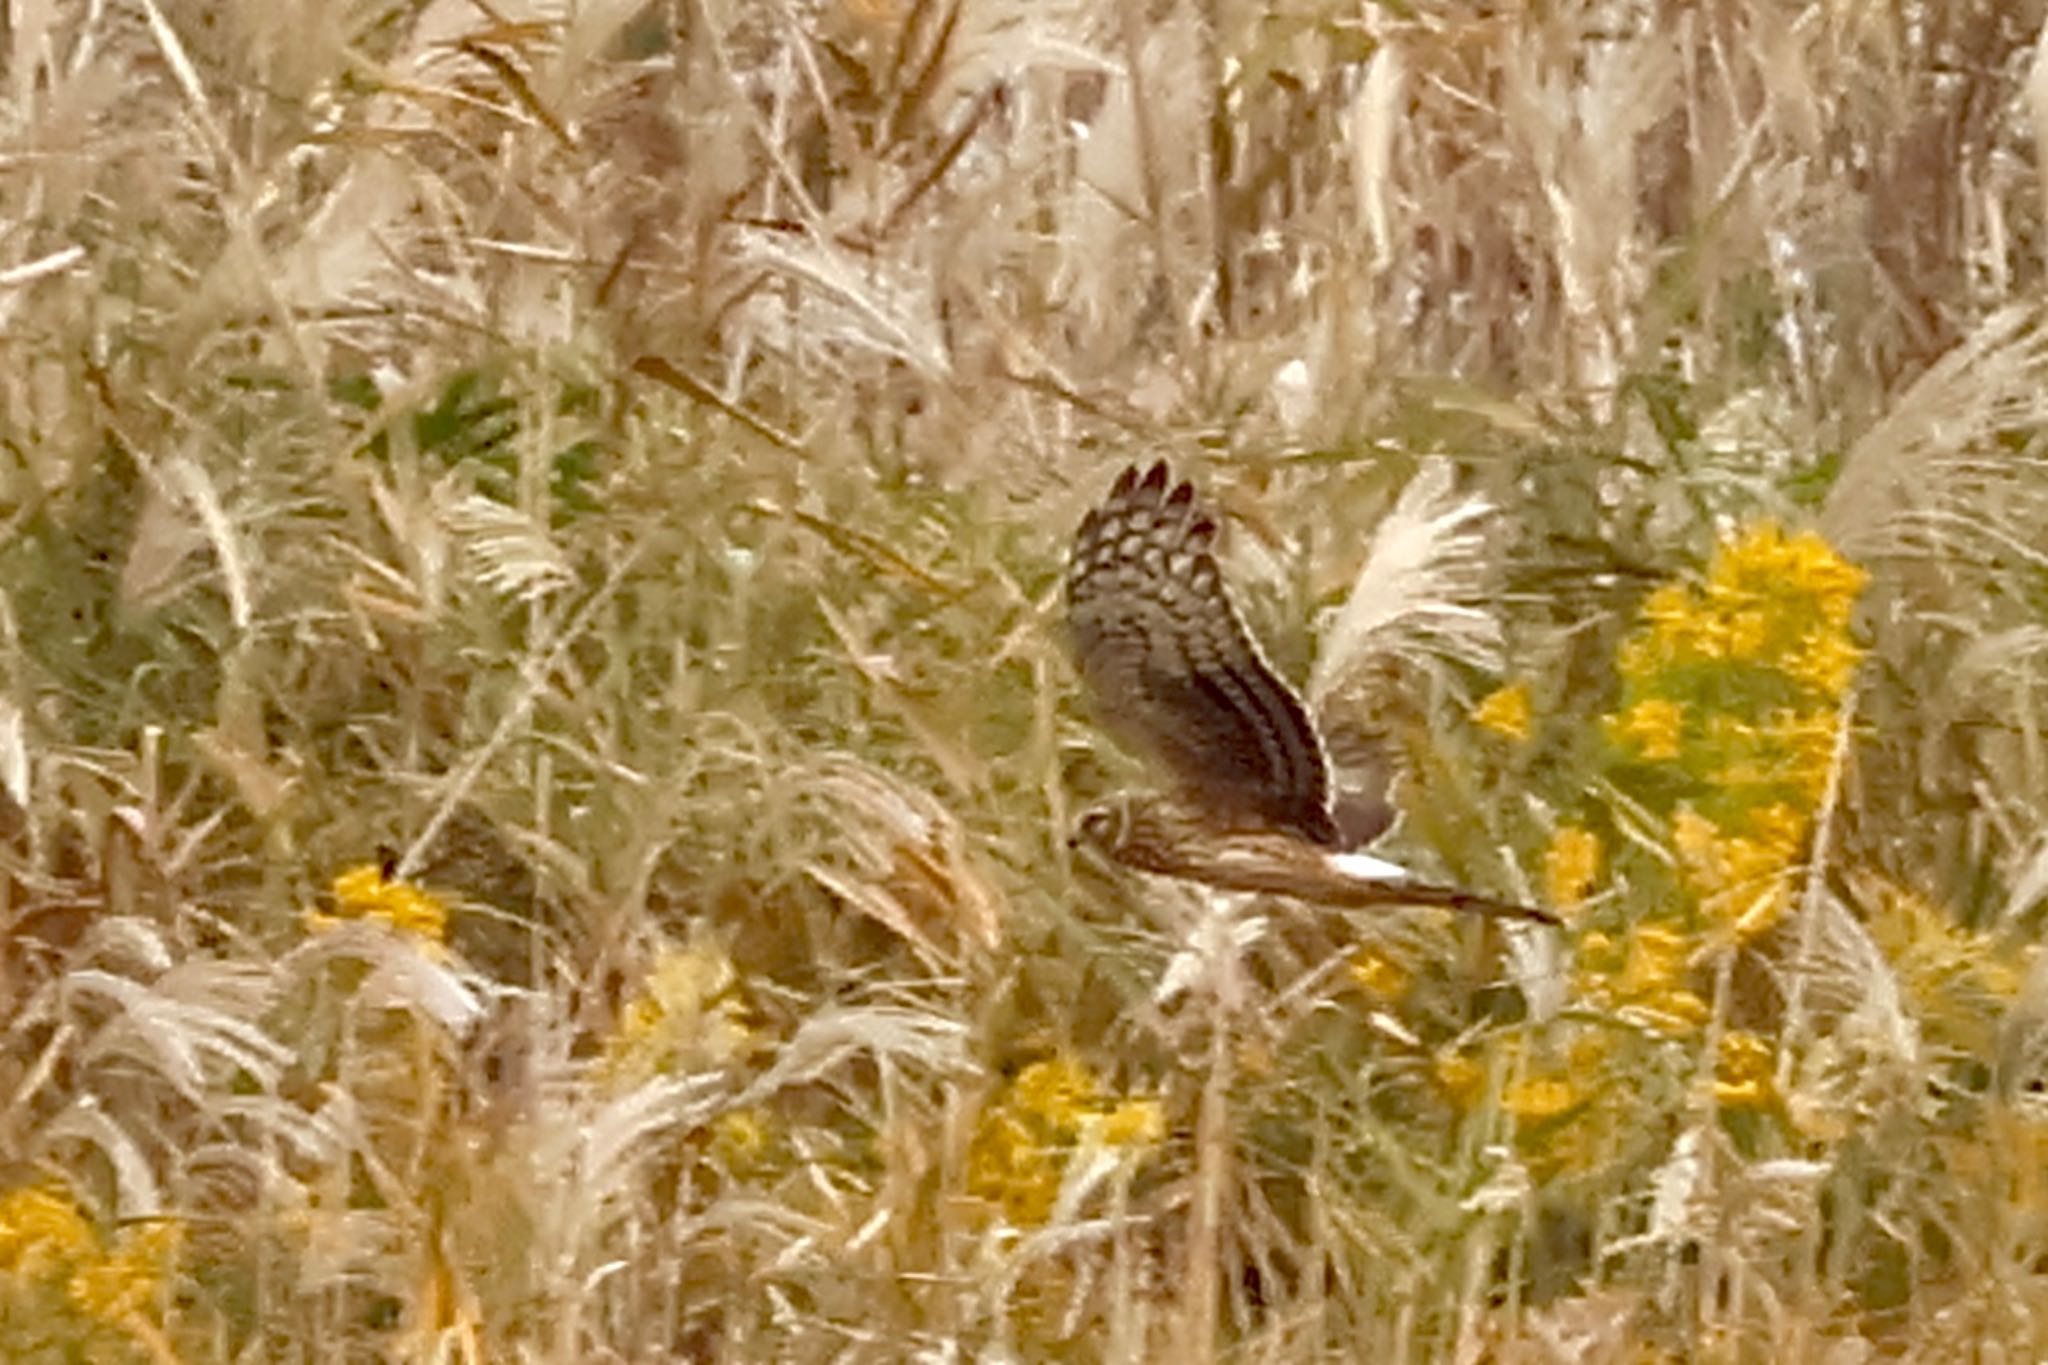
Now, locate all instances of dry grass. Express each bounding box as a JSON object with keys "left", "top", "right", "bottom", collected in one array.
[{"left": 3, "top": 0, "right": 2048, "bottom": 1359}]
